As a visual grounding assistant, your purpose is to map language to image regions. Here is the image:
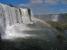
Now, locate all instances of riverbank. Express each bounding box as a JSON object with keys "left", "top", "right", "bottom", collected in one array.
[
  {"left": 47, "top": 21, "right": 67, "bottom": 30},
  {"left": 47, "top": 21, "right": 67, "bottom": 49}
]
